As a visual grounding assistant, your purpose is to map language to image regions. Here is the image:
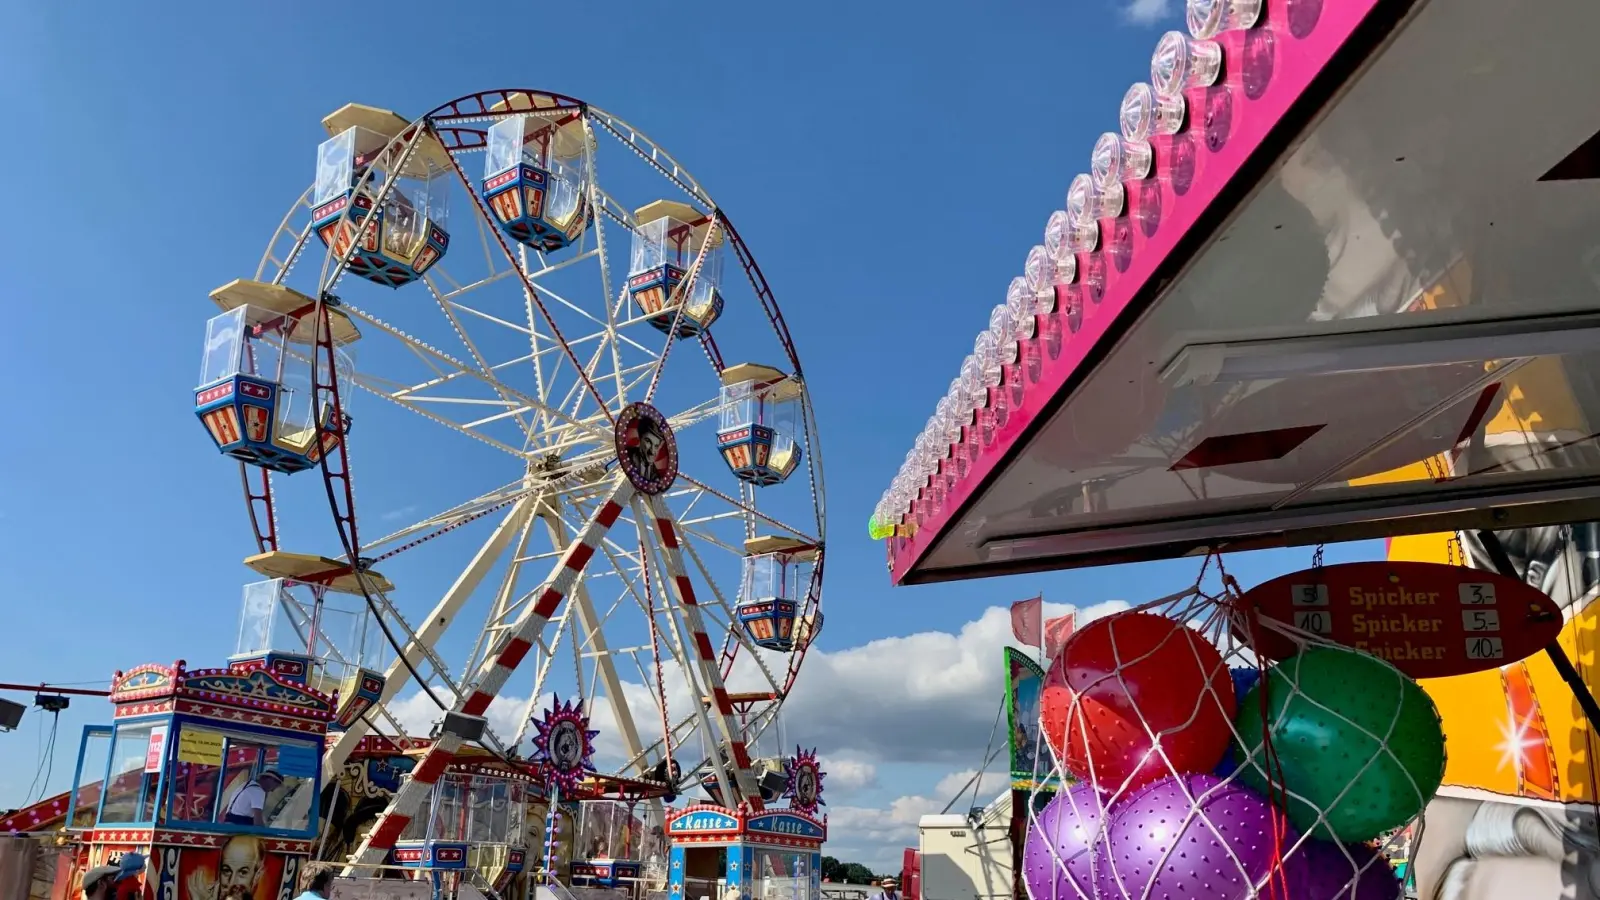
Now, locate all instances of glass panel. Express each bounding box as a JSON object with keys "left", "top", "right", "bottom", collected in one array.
[
  {"left": 235, "top": 579, "right": 282, "bottom": 657},
  {"left": 631, "top": 217, "right": 696, "bottom": 276},
  {"left": 199, "top": 306, "right": 247, "bottom": 387},
  {"left": 754, "top": 850, "right": 812, "bottom": 900},
  {"left": 719, "top": 381, "right": 756, "bottom": 431},
  {"left": 167, "top": 750, "right": 223, "bottom": 823},
  {"left": 217, "top": 739, "right": 264, "bottom": 822},
  {"left": 770, "top": 392, "right": 801, "bottom": 459},
  {"left": 485, "top": 117, "right": 525, "bottom": 176},
  {"left": 99, "top": 723, "right": 160, "bottom": 824},
  {"left": 314, "top": 128, "right": 358, "bottom": 207},
  {"left": 66, "top": 726, "right": 112, "bottom": 829},
  {"left": 431, "top": 775, "right": 468, "bottom": 841},
  {"left": 259, "top": 744, "right": 315, "bottom": 831},
  {"left": 686, "top": 250, "right": 723, "bottom": 317},
  {"left": 630, "top": 218, "right": 667, "bottom": 275}
]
